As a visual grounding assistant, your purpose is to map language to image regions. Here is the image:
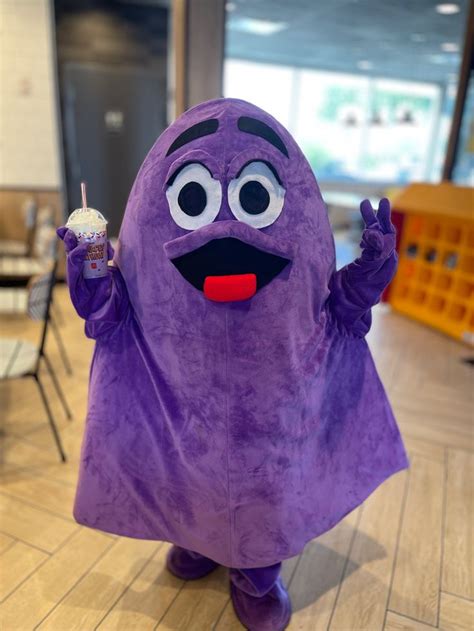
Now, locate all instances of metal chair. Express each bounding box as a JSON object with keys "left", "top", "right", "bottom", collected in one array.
[
  {"left": 0, "top": 215, "right": 73, "bottom": 375},
  {"left": 0, "top": 287, "right": 73, "bottom": 376},
  {"left": 0, "top": 196, "right": 38, "bottom": 257},
  {"left": 0, "top": 205, "right": 55, "bottom": 287},
  {"left": 49, "top": 305, "right": 73, "bottom": 376},
  {"left": 0, "top": 261, "right": 72, "bottom": 461}
]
